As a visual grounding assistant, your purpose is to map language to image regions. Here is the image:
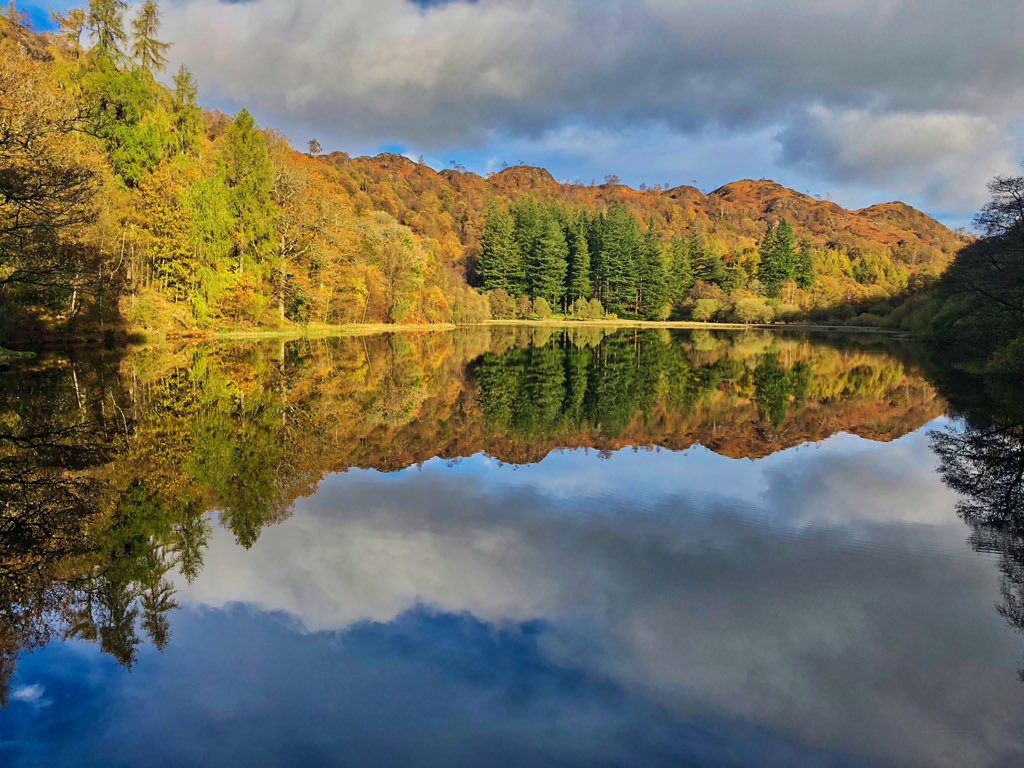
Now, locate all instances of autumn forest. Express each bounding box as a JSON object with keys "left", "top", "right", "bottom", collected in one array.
[{"left": 0, "top": 3, "right": 977, "bottom": 346}]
